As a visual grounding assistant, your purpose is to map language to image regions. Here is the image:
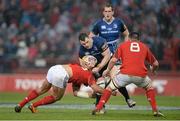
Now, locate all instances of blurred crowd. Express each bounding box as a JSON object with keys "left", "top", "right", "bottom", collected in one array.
[{"left": 0, "top": 0, "right": 179, "bottom": 73}]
